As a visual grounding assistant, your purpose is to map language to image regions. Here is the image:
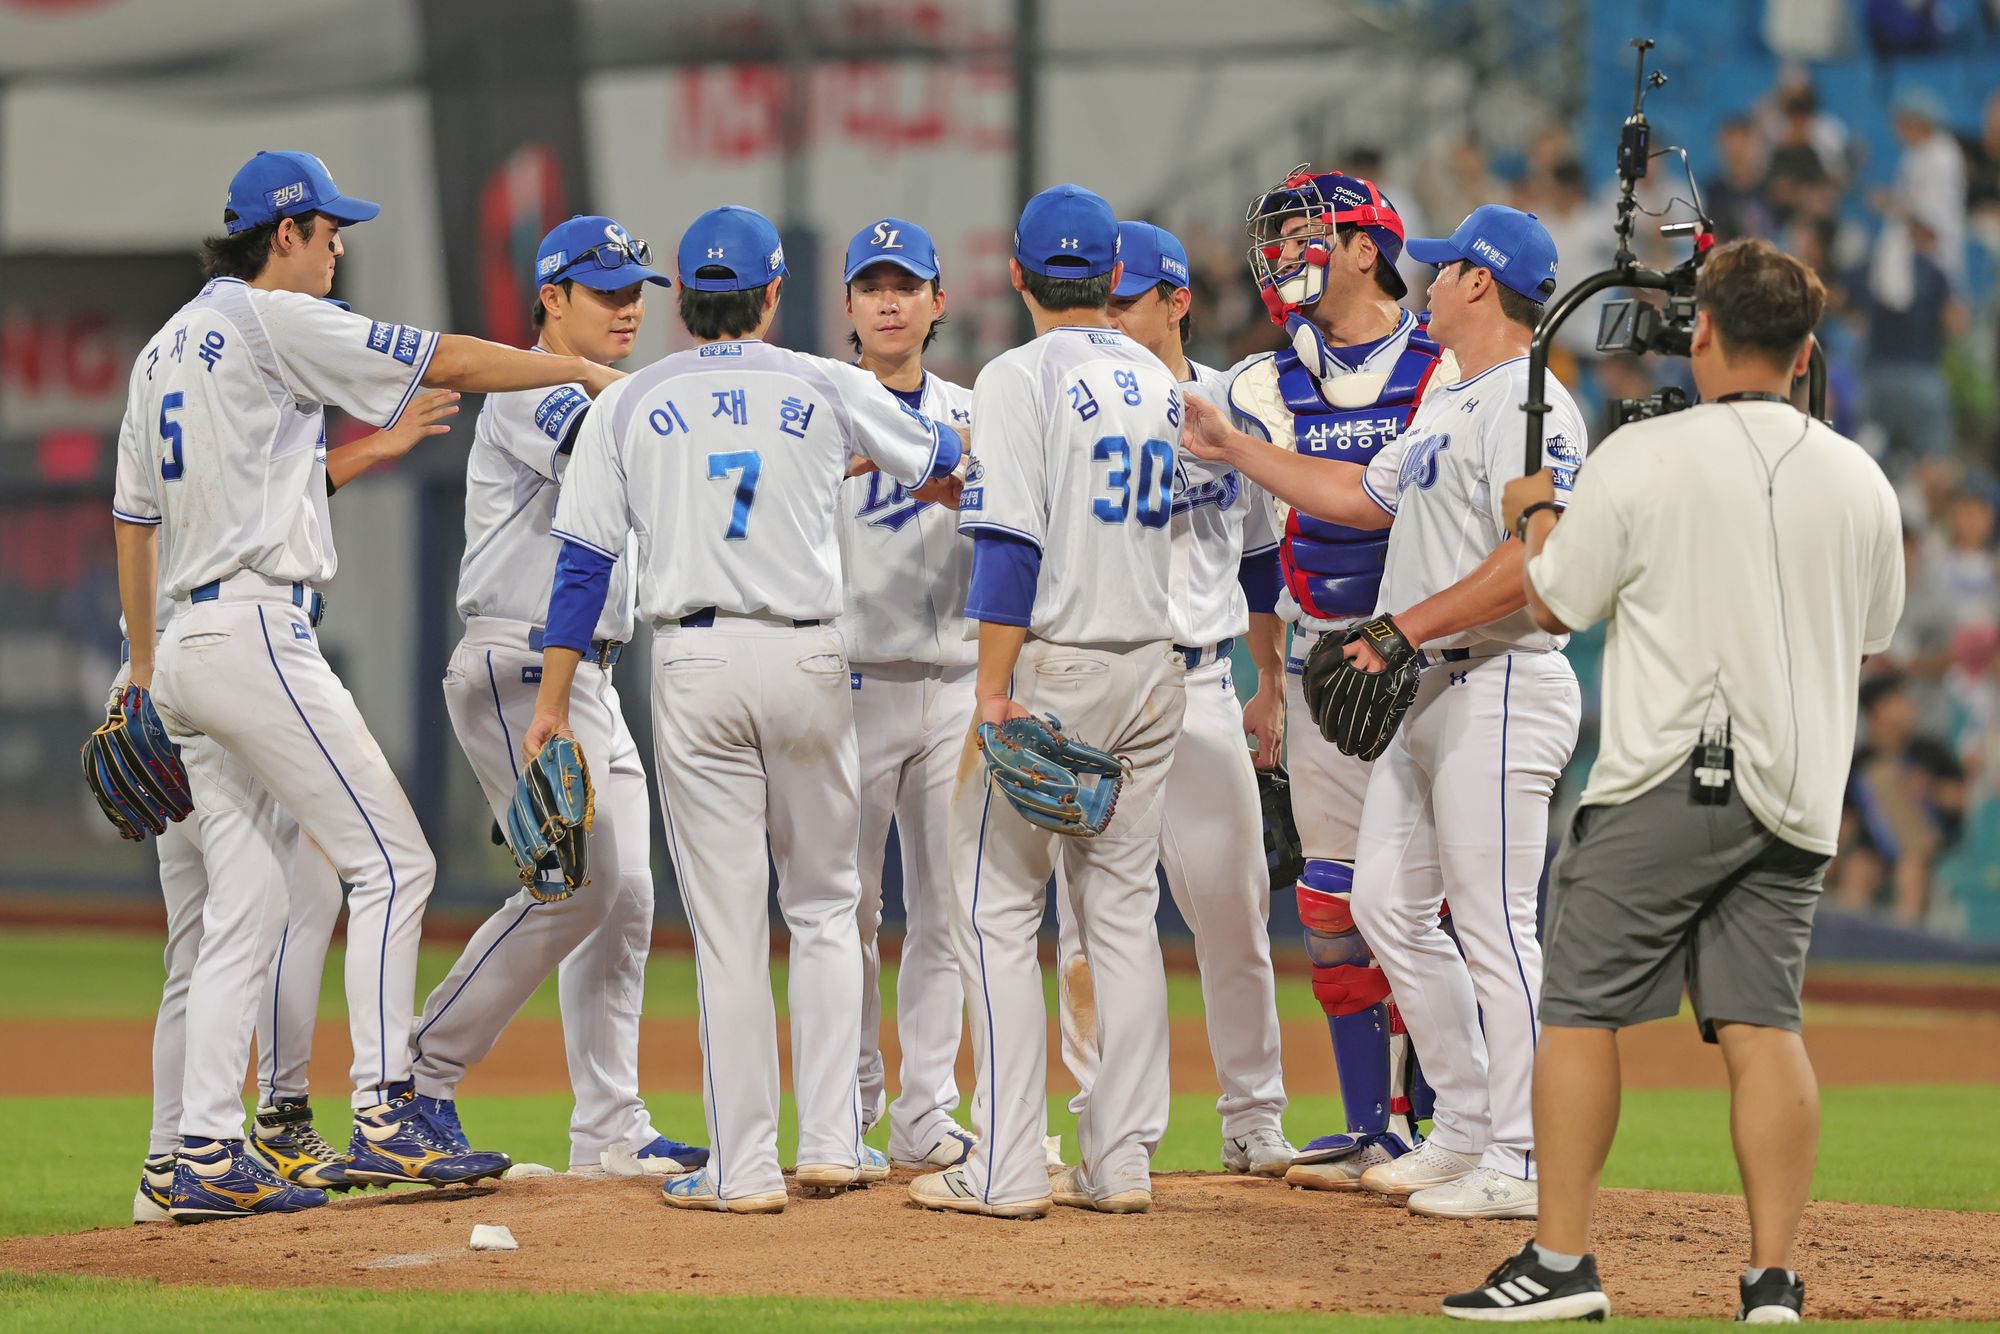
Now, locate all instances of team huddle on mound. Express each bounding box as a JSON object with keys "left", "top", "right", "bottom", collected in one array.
[{"left": 95, "top": 151, "right": 1589, "bottom": 1246}]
